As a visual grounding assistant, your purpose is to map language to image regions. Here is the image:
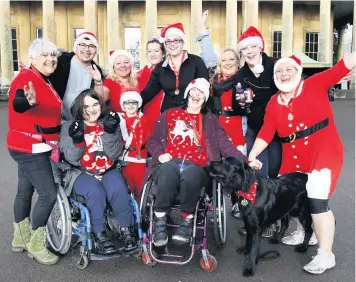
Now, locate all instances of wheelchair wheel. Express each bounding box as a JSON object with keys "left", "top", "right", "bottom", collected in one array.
[
  {"left": 212, "top": 181, "right": 227, "bottom": 247},
  {"left": 46, "top": 184, "right": 72, "bottom": 254},
  {"left": 140, "top": 180, "right": 153, "bottom": 225},
  {"left": 75, "top": 254, "right": 89, "bottom": 270}
]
